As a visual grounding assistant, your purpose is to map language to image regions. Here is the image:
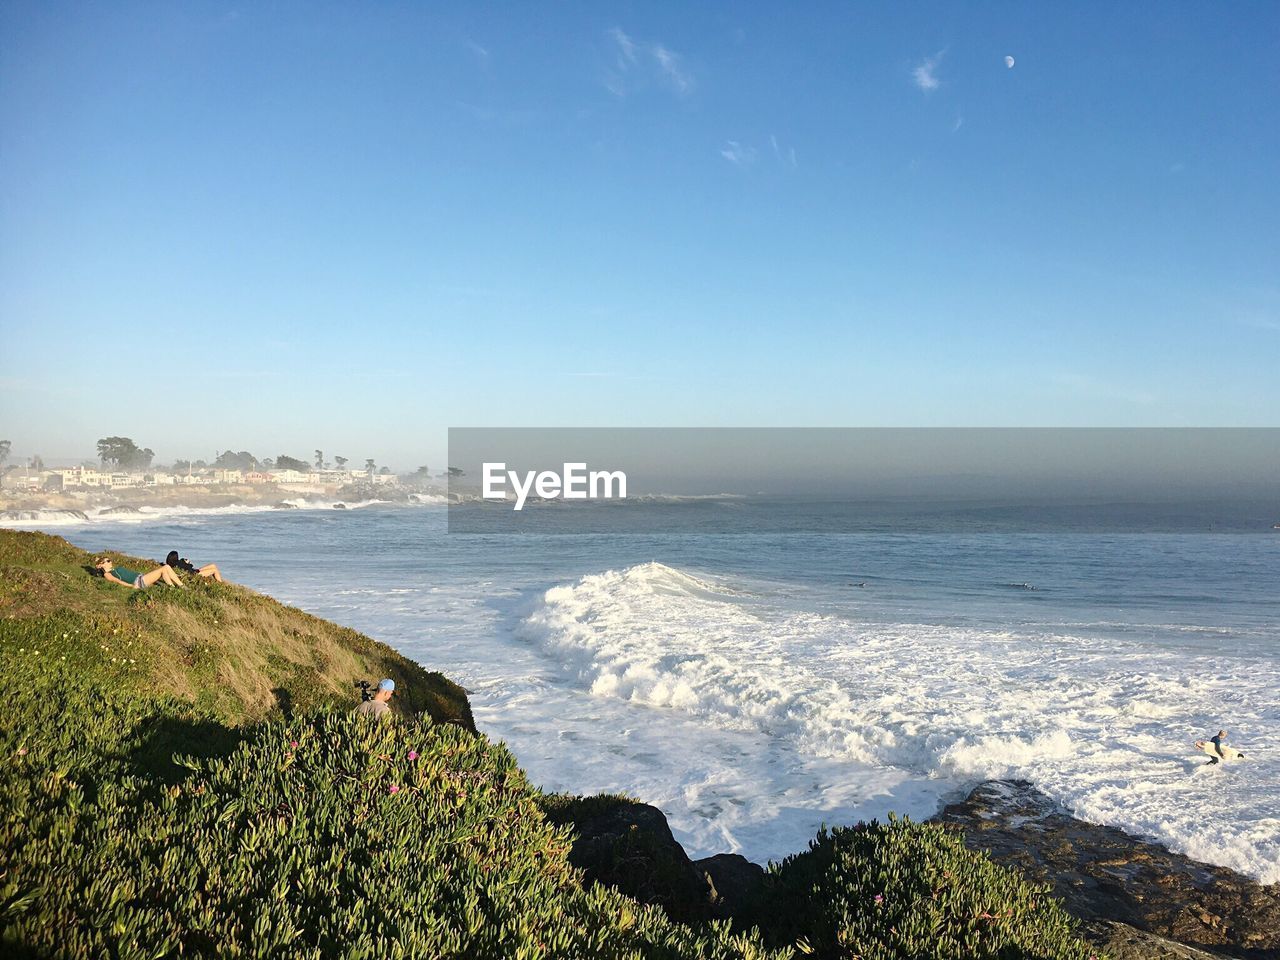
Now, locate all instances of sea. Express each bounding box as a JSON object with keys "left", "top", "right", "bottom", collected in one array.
[{"left": 6, "top": 497, "right": 1278, "bottom": 883}]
